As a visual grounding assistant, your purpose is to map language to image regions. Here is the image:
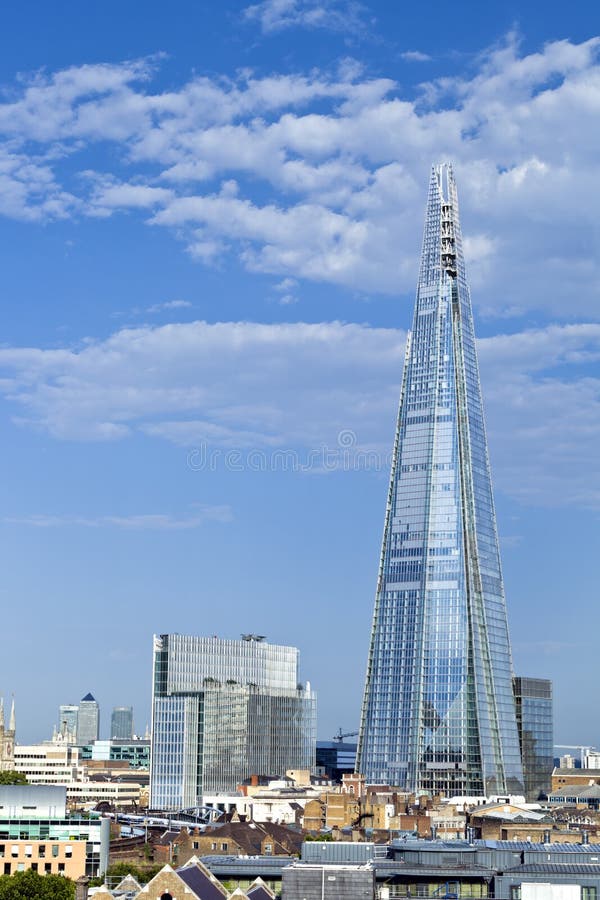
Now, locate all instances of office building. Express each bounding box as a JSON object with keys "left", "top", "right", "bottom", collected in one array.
[
  {"left": 0, "top": 784, "right": 108, "bottom": 877},
  {"left": 316, "top": 741, "right": 357, "bottom": 783},
  {"left": 77, "top": 693, "right": 99, "bottom": 744},
  {"left": 57, "top": 704, "right": 78, "bottom": 742},
  {"left": 150, "top": 633, "right": 316, "bottom": 810},
  {"left": 79, "top": 738, "right": 150, "bottom": 768},
  {"left": 358, "top": 164, "right": 524, "bottom": 796},
  {"left": 110, "top": 706, "right": 134, "bottom": 740},
  {"left": 513, "top": 677, "right": 553, "bottom": 800}
]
